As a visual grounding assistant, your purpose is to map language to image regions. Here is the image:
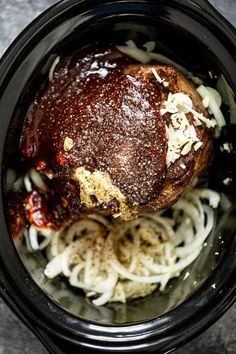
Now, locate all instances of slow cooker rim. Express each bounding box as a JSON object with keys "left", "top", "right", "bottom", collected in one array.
[{"left": 0, "top": 0, "right": 236, "bottom": 352}]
